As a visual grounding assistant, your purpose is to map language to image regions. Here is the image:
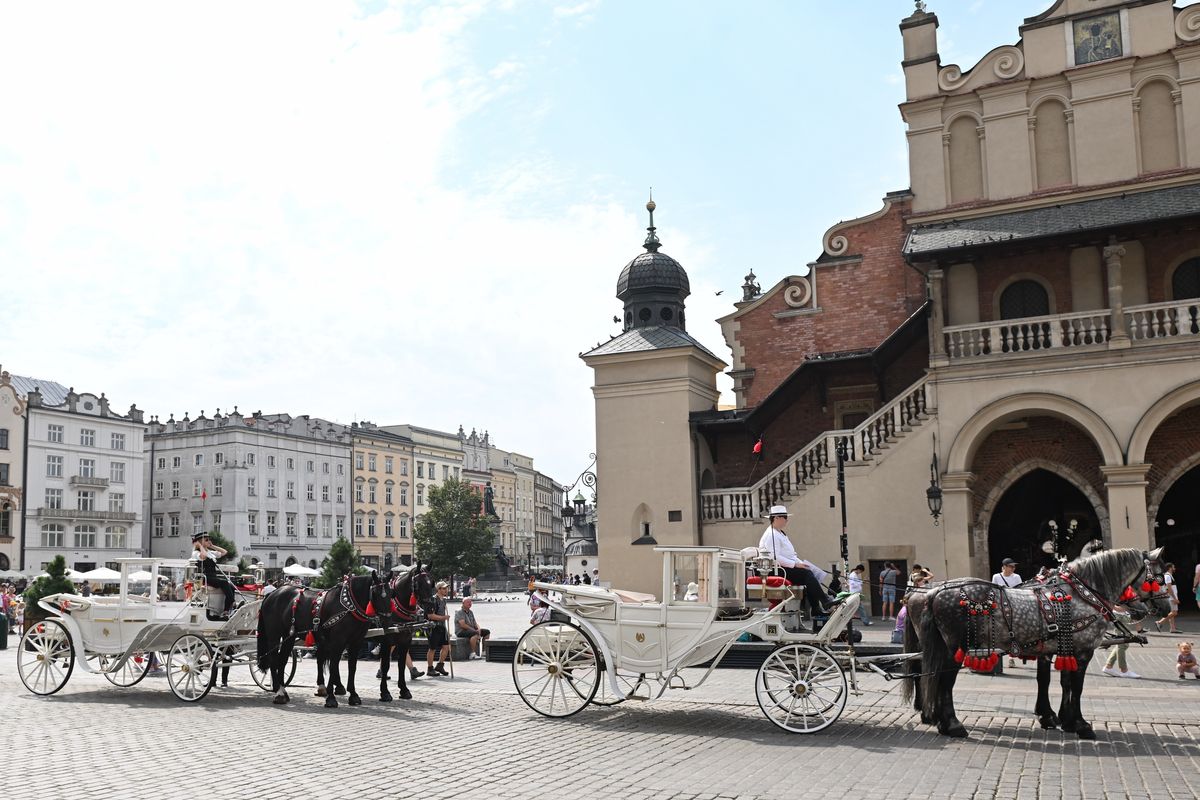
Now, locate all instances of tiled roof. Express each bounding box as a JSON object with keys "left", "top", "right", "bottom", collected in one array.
[
  {"left": 616, "top": 250, "right": 690, "bottom": 299},
  {"left": 584, "top": 325, "right": 721, "bottom": 360},
  {"left": 9, "top": 374, "right": 70, "bottom": 405},
  {"left": 904, "top": 184, "right": 1200, "bottom": 256}
]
